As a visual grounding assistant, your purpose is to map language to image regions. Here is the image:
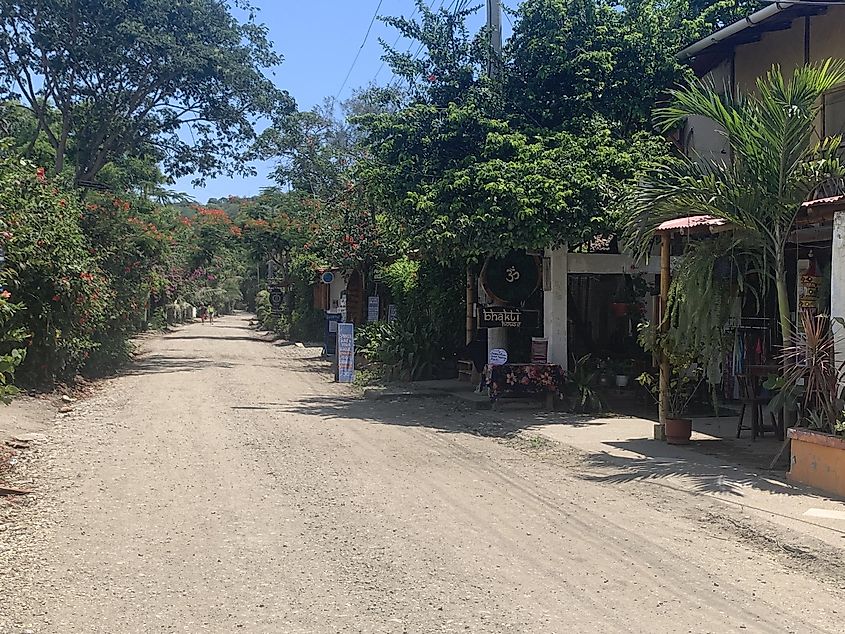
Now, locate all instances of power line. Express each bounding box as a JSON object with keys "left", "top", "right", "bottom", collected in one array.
[
  {"left": 374, "top": 1, "right": 425, "bottom": 81},
  {"left": 386, "top": 0, "right": 452, "bottom": 91},
  {"left": 334, "top": 0, "right": 386, "bottom": 102}
]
